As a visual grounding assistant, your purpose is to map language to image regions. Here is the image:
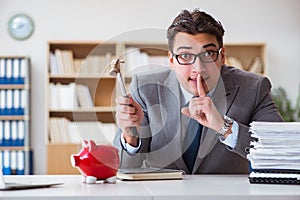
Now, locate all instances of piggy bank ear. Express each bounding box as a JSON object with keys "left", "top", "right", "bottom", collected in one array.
[{"left": 88, "top": 140, "right": 97, "bottom": 152}]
